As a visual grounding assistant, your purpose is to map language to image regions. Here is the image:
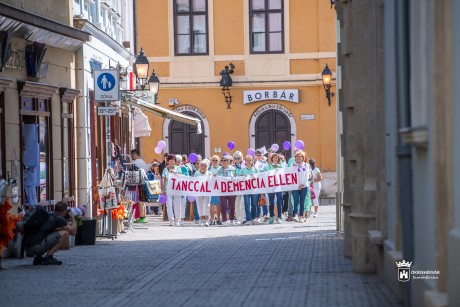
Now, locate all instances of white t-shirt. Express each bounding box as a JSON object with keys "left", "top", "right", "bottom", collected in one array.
[
  {"left": 312, "top": 167, "right": 322, "bottom": 190},
  {"left": 132, "top": 158, "right": 150, "bottom": 172}
]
